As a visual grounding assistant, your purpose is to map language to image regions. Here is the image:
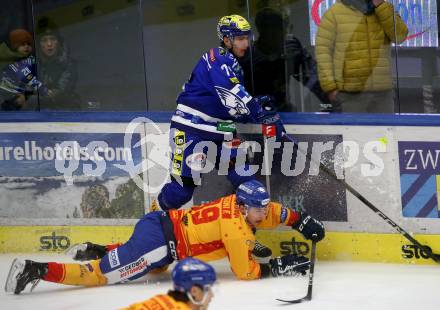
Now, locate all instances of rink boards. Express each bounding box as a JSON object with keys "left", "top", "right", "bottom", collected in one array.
[
  {"left": 0, "top": 112, "right": 440, "bottom": 264},
  {"left": 1, "top": 225, "right": 439, "bottom": 265}
]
